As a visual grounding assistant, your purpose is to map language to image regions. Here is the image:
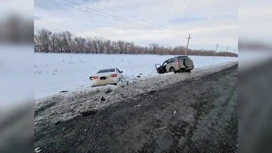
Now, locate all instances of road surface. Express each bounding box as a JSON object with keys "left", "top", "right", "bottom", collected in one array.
[{"left": 34, "top": 64, "right": 238, "bottom": 153}]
